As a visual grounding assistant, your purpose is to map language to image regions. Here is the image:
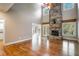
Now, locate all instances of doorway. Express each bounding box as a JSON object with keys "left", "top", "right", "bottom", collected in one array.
[
  {"left": 32, "top": 23, "right": 41, "bottom": 50},
  {"left": 0, "top": 19, "right": 5, "bottom": 49}
]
